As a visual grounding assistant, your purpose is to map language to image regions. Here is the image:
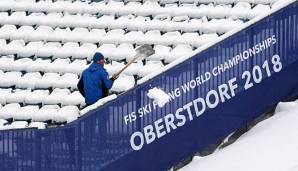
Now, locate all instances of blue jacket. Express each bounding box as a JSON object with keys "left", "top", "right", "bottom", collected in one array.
[{"left": 82, "top": 62, "right": 113, "bottom": 105}]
